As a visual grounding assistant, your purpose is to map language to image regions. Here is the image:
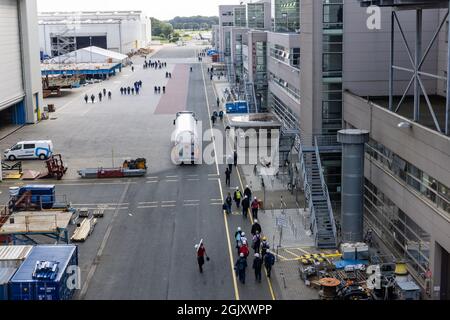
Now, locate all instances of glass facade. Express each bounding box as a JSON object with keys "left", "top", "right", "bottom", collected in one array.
[
  {"left": 269, "top": 44, "right": 300, "bottom": 69},
  {"left": 255, "top": 41, "right": 268, "bottom": 110},
  {"left": 365, "top": 179, "right": 431, "bottom": 285},
  {"left": 234, "top": 7, "right": 247, "bottom": 27},
  {"left": 224, "top": 31, "right": 231, "bottom": 57},
  {"left": 274, "top": 0, "right": 300, "bottom": 32},
  {"left": 235, "top": 34, "right": 244, "bottom": 83},
  {"left": 247, "top": 3, "right": 266, "bottom": 29},
  {"left": 366, "top": 140, "right": 450, "bottom": 215},
  {"left": 322, "top": 0, "right": 343, "bottom": 134}
]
